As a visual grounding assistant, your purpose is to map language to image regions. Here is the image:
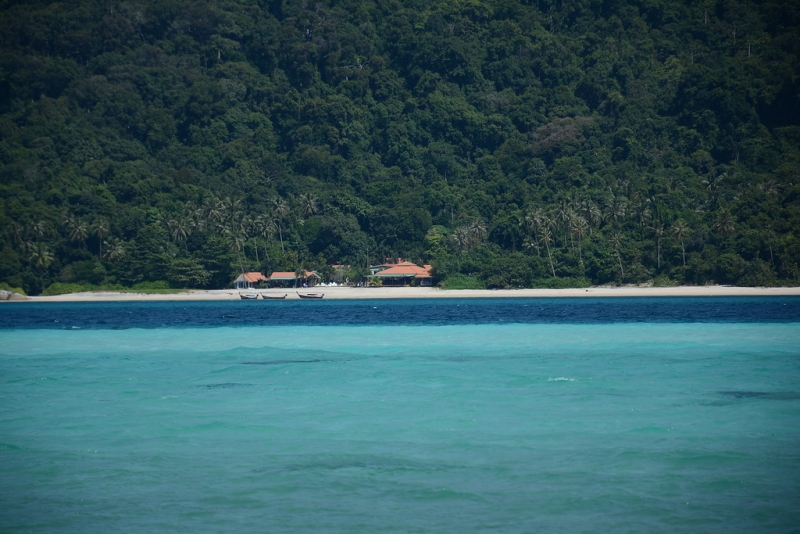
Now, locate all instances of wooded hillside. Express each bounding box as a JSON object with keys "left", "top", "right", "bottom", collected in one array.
[{"left": 1, "top": 0, "right": 799, "bottom": 294}]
